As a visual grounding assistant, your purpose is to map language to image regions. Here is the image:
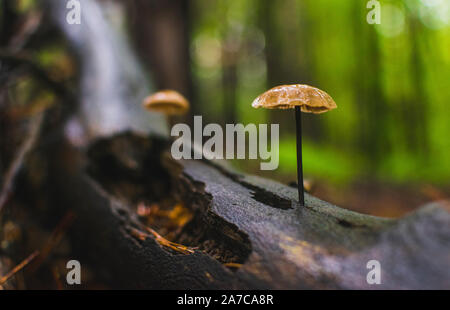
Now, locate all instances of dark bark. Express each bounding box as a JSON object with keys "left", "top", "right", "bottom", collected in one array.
[{"left": 45, "top": 131, "right": 450, "bottom": 289}]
